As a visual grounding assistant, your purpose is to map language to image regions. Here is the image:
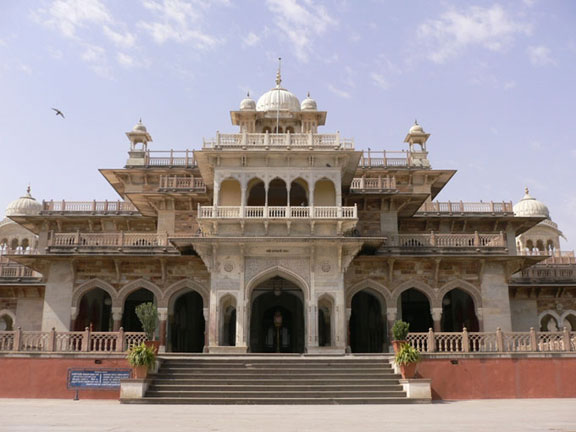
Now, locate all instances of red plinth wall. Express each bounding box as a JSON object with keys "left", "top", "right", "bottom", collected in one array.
[
  {"left": 417, "top": 357, "right": 576, "bottom": 400},
  {"left": 0, "top": 357, "right": 129, "bottom": 399}
]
